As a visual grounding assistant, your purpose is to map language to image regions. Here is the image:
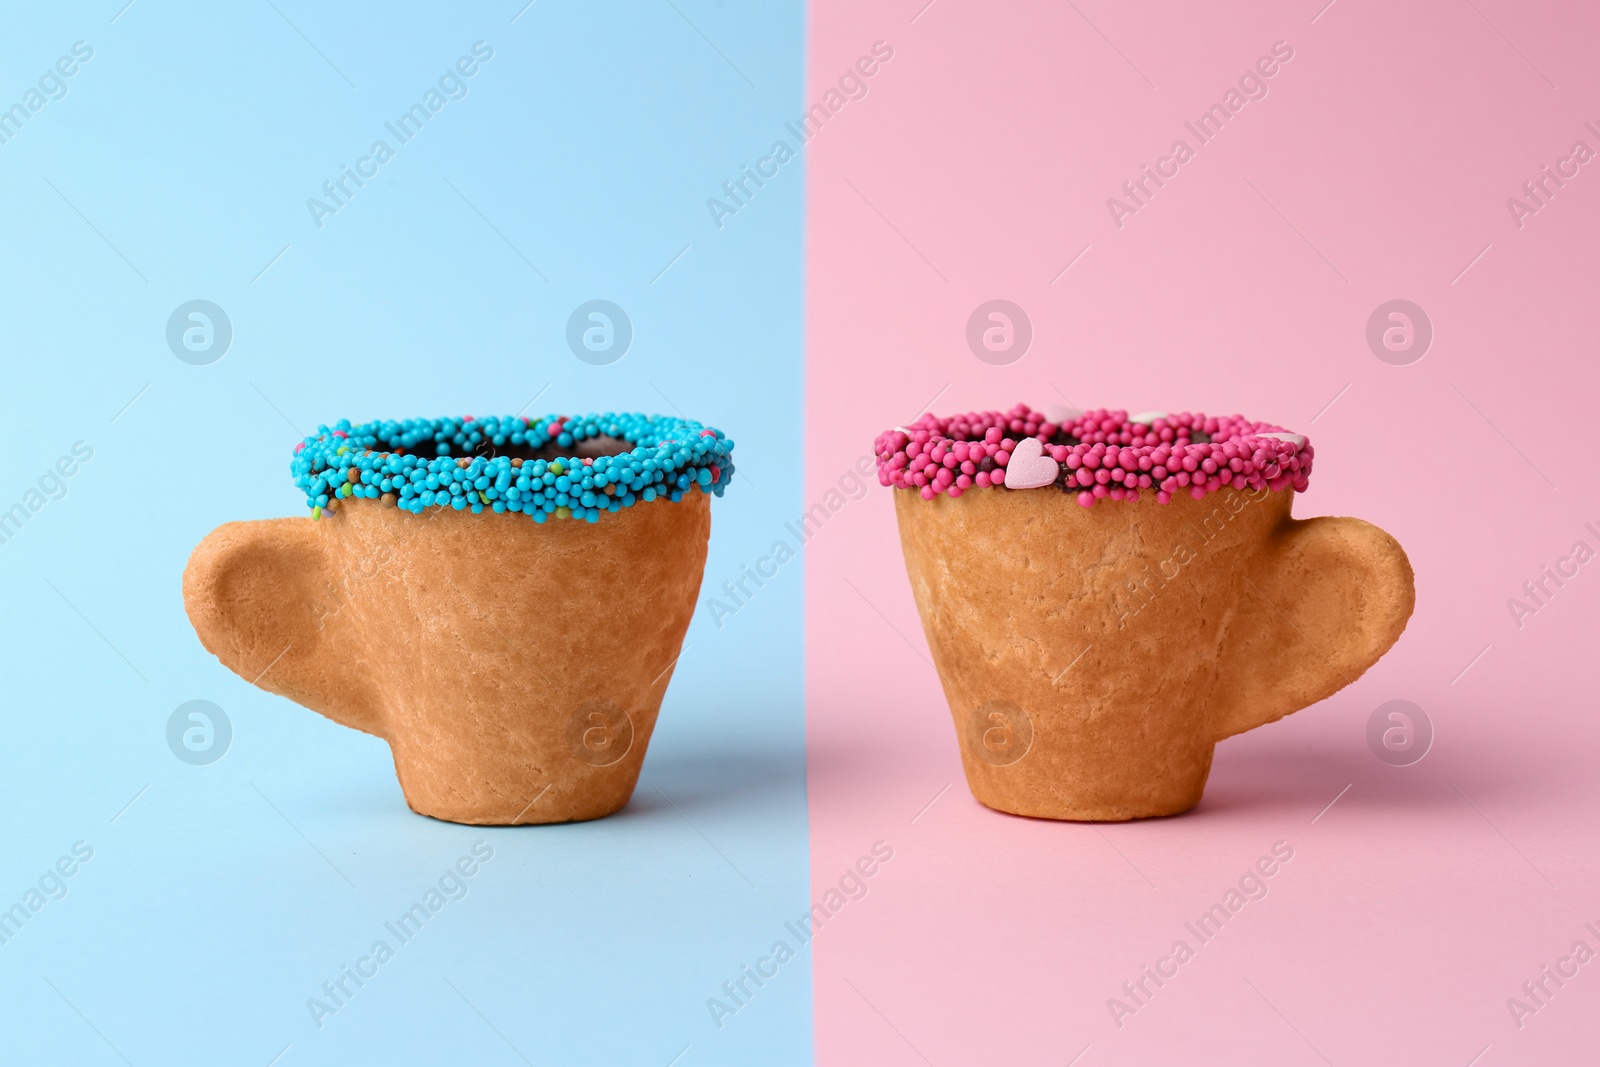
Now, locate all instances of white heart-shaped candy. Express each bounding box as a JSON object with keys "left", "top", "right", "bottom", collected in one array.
[
  {"left": 1255, "top": 432, "right": 1306, "bottom": 450},
  {"left": 1130, "top": 411, "right": 1168, "bottom": 425},
  {"left": 1003, "top": 436, "right": 1059, "bottom": 490}
]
